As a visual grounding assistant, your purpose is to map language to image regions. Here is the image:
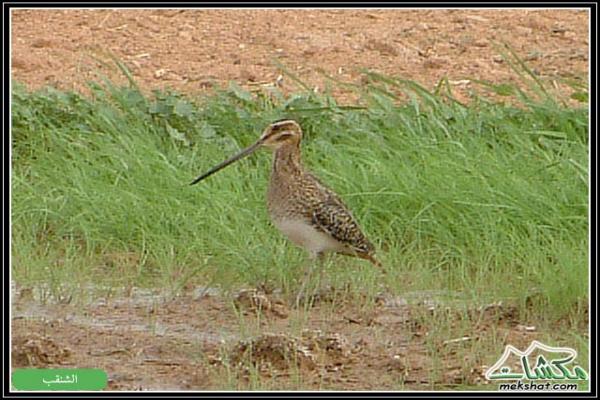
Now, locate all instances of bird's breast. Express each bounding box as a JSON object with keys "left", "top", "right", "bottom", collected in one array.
[
  {"left": 271, "top": 217, "right": 347, "bottom": 255},
  {"left": 267, "top": 177, "right": 345, "bottom": 255}
]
